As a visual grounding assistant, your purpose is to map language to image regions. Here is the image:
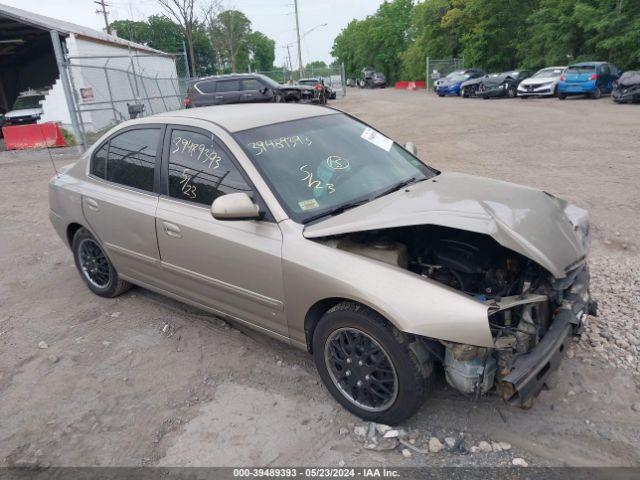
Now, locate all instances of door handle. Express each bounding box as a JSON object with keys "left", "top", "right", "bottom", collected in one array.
[
  {"left": 162, "top": 221, "right": 182, "bottom": 238},
  {"left": 215, "top": 95, "right": 223, "bottom": 100},
  {"left": 85, "top": 198, "right": 99, "bottom": 212}
]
